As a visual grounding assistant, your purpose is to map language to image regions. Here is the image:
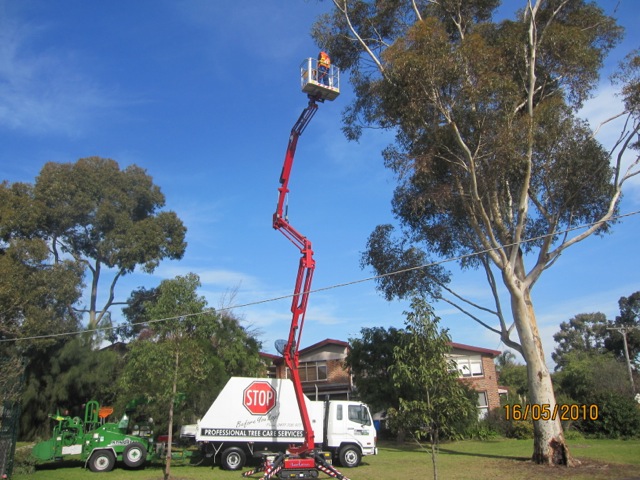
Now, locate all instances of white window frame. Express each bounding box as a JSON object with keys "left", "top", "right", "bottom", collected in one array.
[
  {"left": 477, "top": 391, "right": 489, "bottom": 419},
  {"left": 287, "top": 361, "right": 328, "bottom": 382},
  {"left": 454, "top": 355, "right": 484, "bottom": 378}
]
